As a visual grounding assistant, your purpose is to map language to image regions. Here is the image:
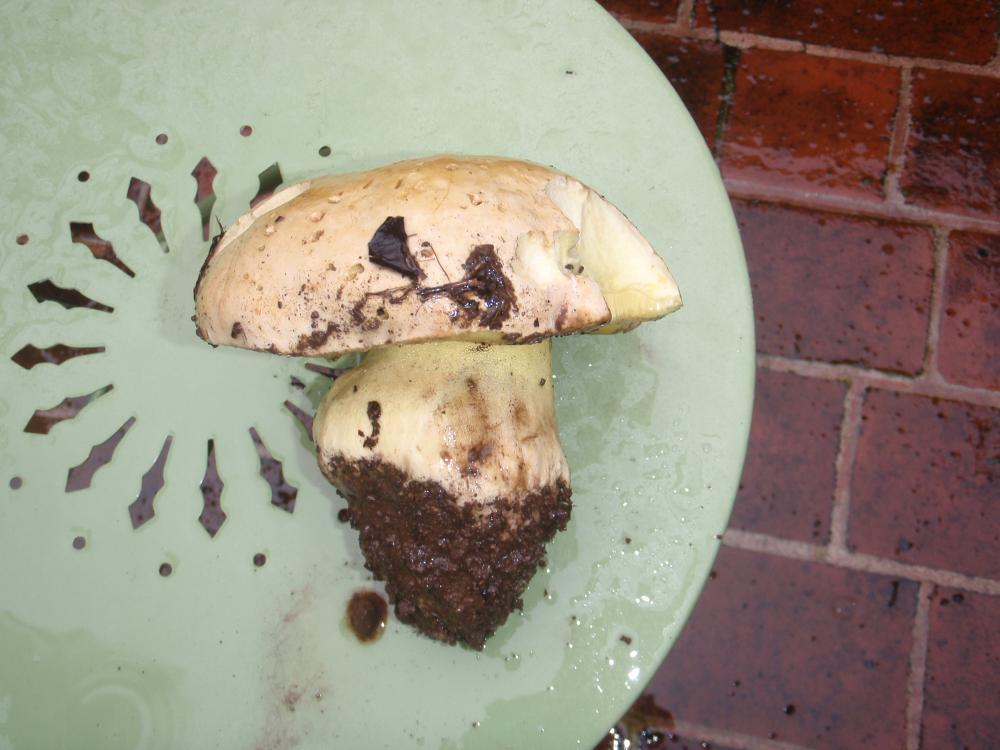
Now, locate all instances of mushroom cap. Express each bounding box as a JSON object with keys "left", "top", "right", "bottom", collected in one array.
[{"left": 194, "top": 155, "right": 679, "bottom": 357}]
